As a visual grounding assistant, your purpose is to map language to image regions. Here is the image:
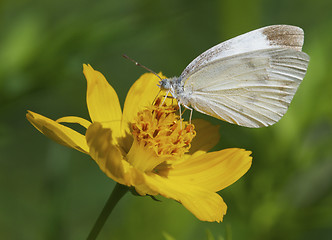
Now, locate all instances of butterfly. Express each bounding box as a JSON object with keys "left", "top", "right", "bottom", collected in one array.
[{"left": 126, "top": 25, "right": 310, "bottom": 128}]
